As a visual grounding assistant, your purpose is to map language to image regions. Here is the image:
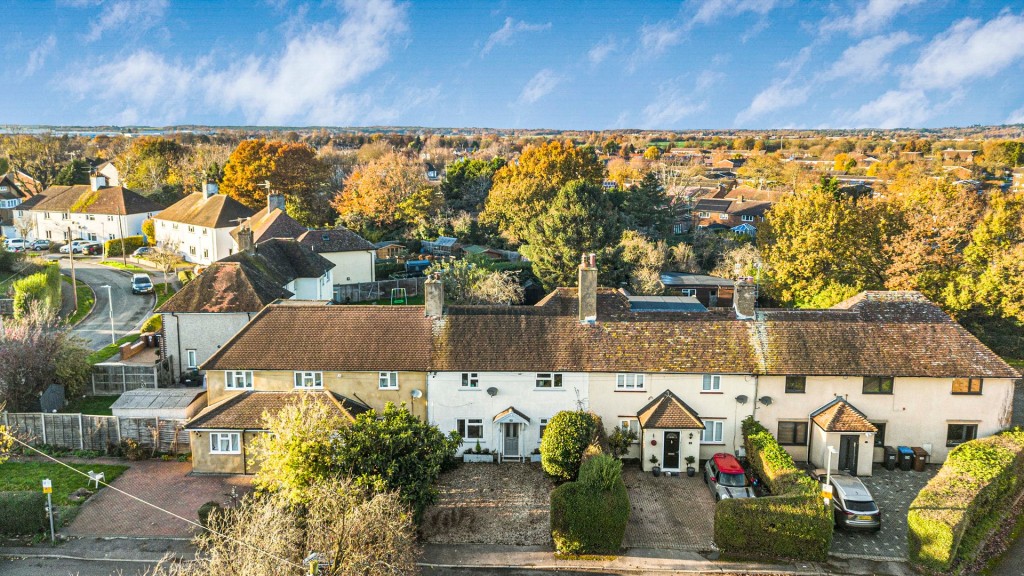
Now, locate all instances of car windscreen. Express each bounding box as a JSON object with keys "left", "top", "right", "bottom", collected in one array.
[
  {"left": 844, "top": 500, "right": 877, "bottom": 512},
  {"left": 718, "top": 472, "right": 748, "bottom": 487}
]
